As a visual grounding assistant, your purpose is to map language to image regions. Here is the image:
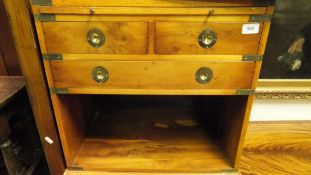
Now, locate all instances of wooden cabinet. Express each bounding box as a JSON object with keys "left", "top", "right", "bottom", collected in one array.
[{"left": 29, "top": 0, "right": 274, "bottom": 174}]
